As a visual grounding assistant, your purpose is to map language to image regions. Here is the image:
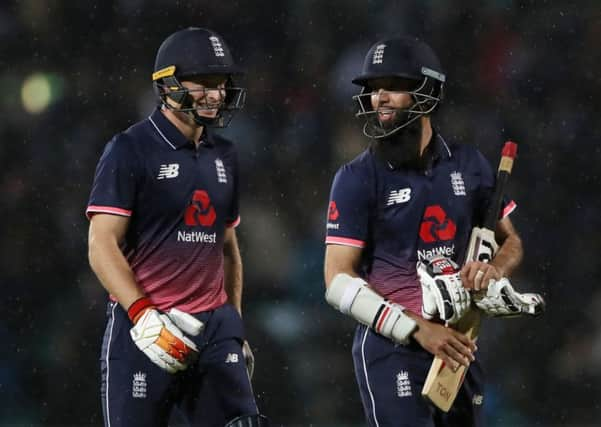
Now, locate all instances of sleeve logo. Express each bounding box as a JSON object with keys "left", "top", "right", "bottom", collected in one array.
[{"left": 328, "top": 201, "right": 340, "bottom": 221}]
